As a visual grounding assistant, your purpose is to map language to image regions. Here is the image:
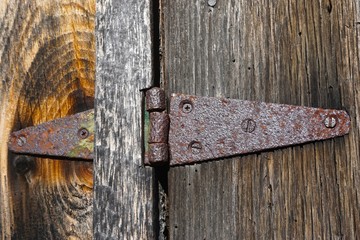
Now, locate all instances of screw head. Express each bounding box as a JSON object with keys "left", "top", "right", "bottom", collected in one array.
[
  {"left": 189, "top": 141, "right": 202, "bottom": 154},
  {"left": 16, "top": 136, "right": 27, "bottom": 147},
  {"left": 182, "top": 103, "right": 193, "bottom": 113},
  {"left": 324, "top": 116, "right": 337, "bottom": 128},
  {"left": 241, "top": 119, "right": 256, "bottom": 133},
  {"left": 180, "top": 100, "right": 193, "bottom": 113},
  {"left": 78, "top": 128, "right": 89, "bottom": 139}
]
